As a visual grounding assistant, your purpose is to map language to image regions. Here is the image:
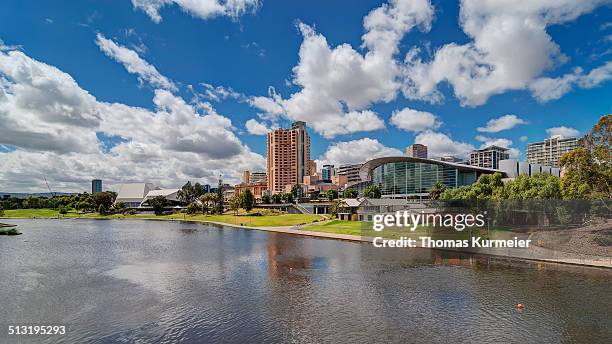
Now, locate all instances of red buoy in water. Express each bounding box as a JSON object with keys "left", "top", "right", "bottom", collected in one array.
[{"left": 517, "top": 303, "right": 524, "bottom": 309}]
